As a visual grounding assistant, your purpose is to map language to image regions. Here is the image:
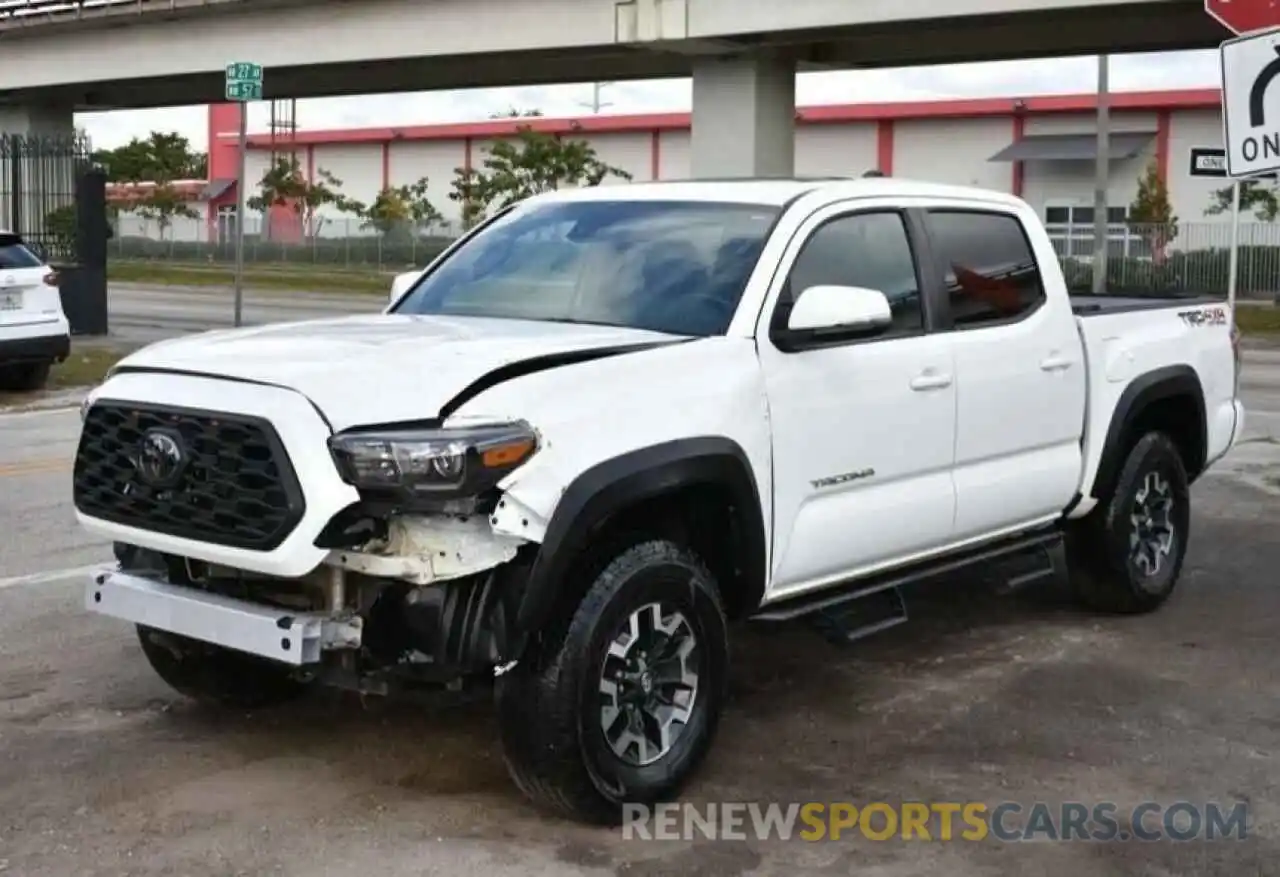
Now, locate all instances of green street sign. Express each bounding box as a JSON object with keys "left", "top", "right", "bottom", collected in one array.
[
  {"left": 225, "top": 80, "right": 263, "bottom": 102},
  {"left": 225, "top": 62, "right": 262, "bottom": 82},
  {"left": 225, "top": 62, "right": 263, "bottom": 101}
]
